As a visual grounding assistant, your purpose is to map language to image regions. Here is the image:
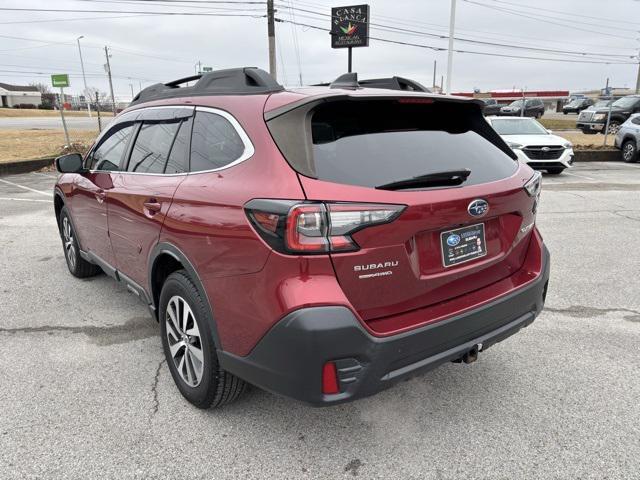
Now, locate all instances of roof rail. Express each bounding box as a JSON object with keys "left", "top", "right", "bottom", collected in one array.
[
  {"left": 358, "top": 76, "right": 430, "bottom": 93},
  {"left": 130, "top": 67, "right": 283, "bottom": 106},
  {"left": 318, "top": 73, "right": 431, "bottom": 92}
]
